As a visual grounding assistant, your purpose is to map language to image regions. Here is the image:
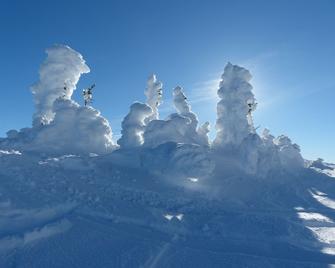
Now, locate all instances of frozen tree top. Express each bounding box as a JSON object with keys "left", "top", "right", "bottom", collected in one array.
[
  {"left": 144, "top": 74, "right": 163, "bottom": 122},
  {"left": 214, "top": 62, "right": 256, "bottom": 147}
]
